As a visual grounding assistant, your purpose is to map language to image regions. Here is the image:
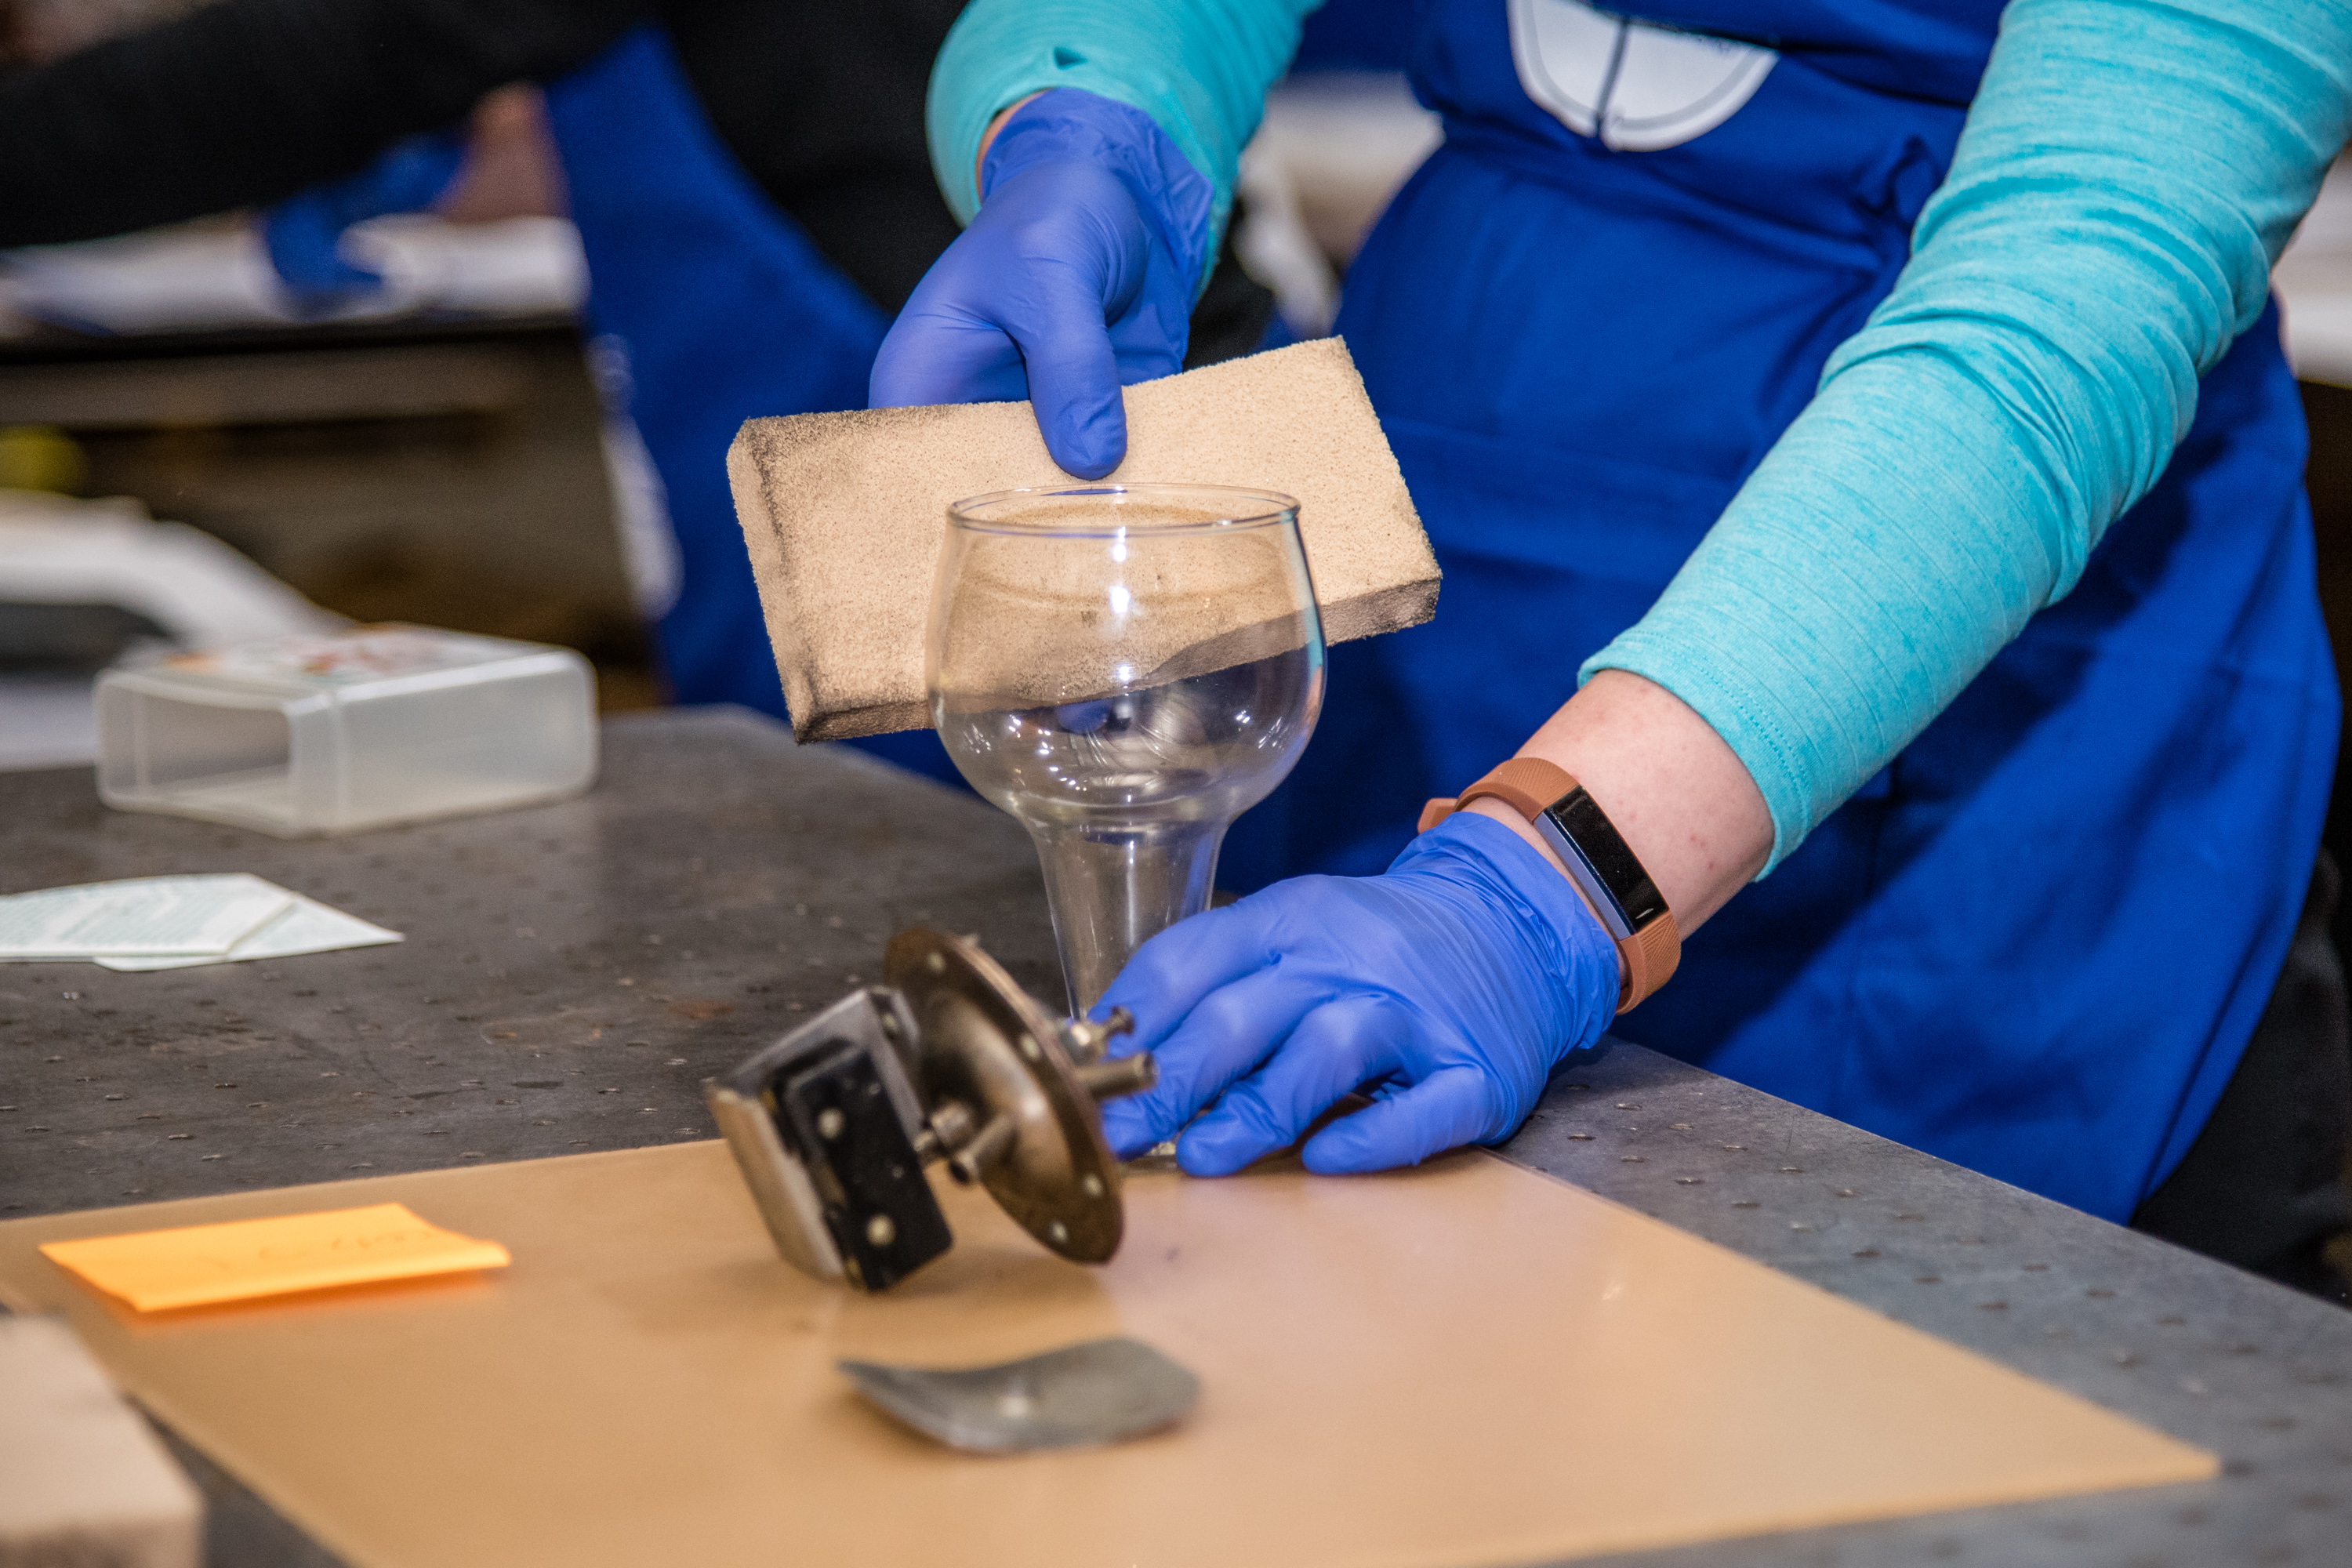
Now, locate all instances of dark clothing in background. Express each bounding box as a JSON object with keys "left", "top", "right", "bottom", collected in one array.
[
  {"left": 659, "top": 0, "right": 964, "bottom": 312},
  {"left": 0, "top": 0, "right": 967, "bottom": 313},
  {"left": 2133, "top": 852, "right": 2352, "bottom": 1304}
]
